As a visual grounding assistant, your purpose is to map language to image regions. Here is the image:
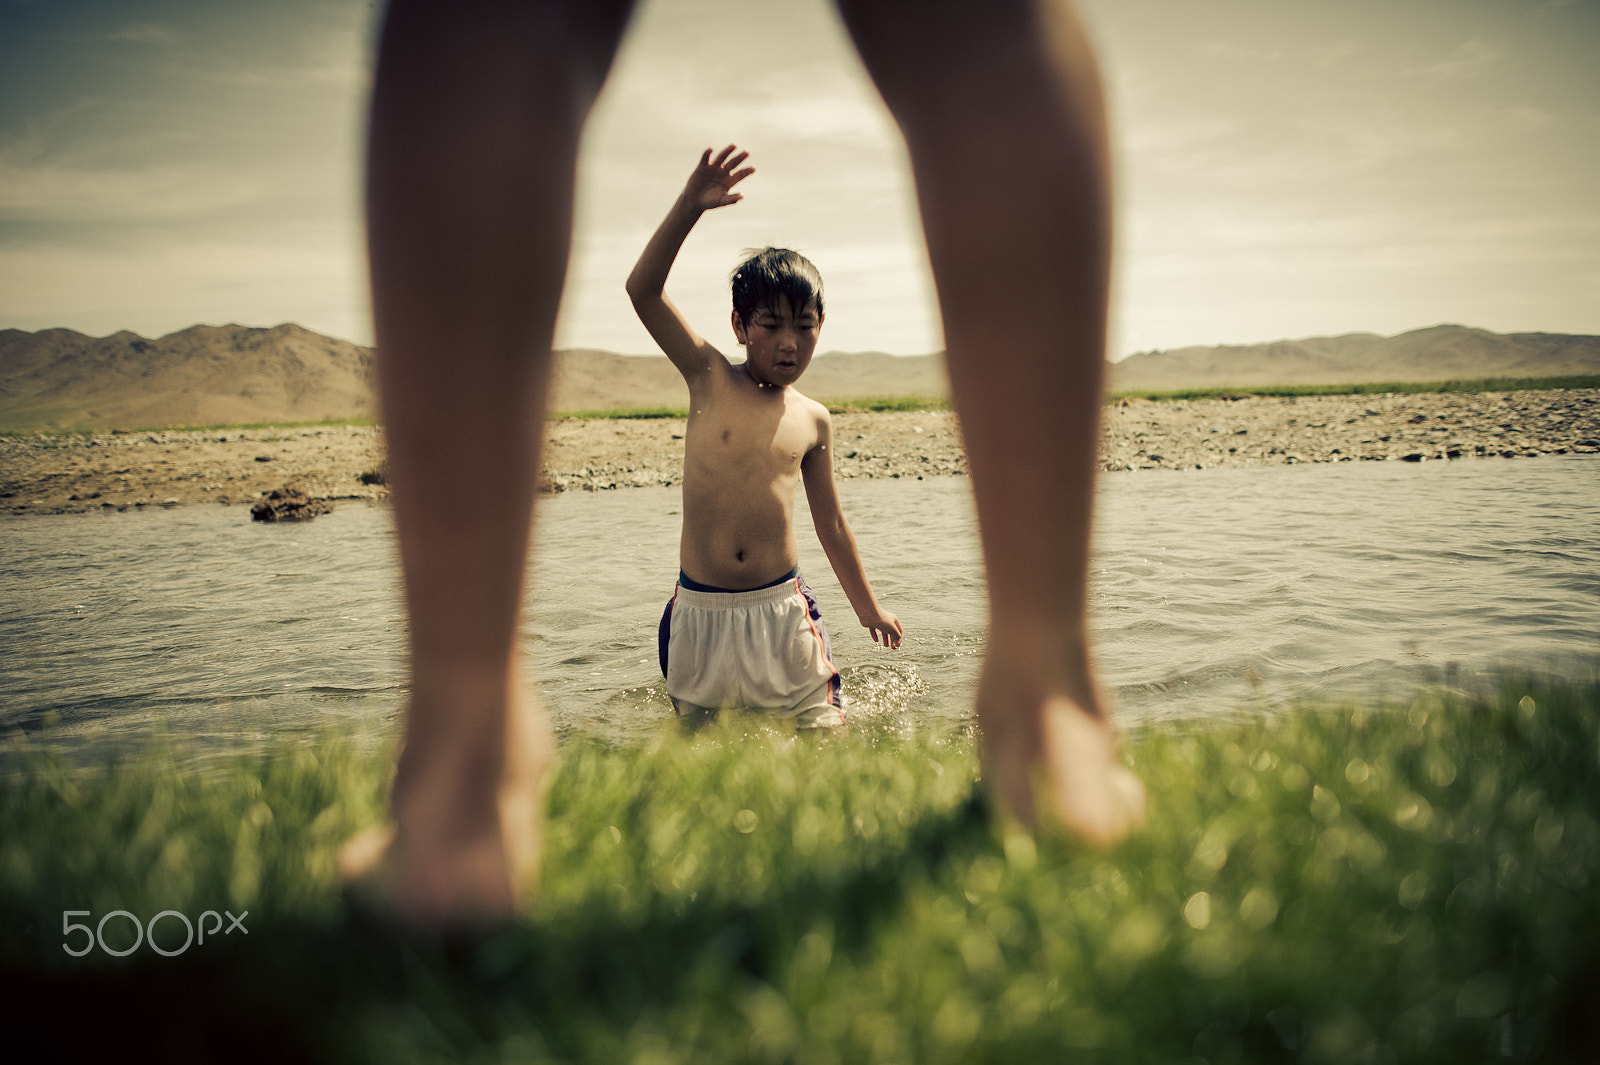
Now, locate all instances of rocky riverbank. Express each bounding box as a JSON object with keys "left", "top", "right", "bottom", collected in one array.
[
  {"left": 2, "top": 389, "right": 1596, "bottom": 516},
  {"left": 1100, "top": 388, "right": 1600, "bottom": 470}
]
